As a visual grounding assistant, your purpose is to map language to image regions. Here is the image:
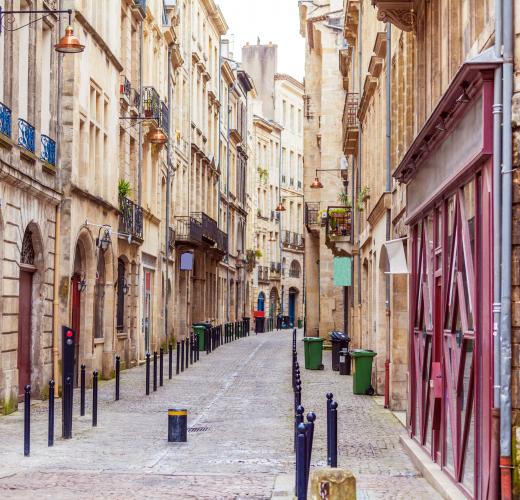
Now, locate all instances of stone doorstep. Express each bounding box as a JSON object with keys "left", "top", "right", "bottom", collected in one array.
[
  {"left": 399, "top": 435, "right": 467, "bottom": 500},
  {"left": 271, "top": 474, "right": 294, "bottom": 499}
]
